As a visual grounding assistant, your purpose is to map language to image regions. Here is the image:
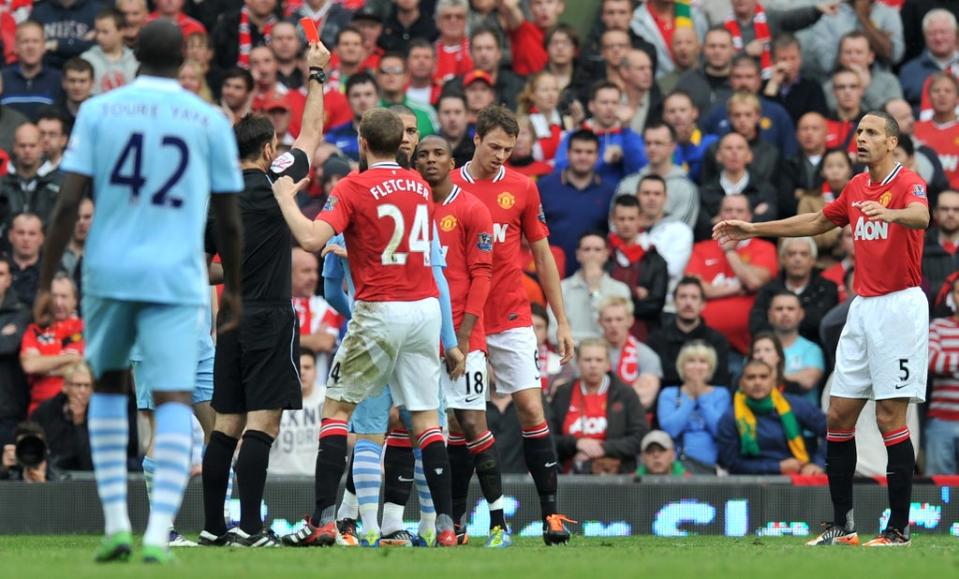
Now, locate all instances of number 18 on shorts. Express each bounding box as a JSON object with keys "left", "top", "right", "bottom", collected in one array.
[{"left": 443, "top": 351, "right": 488, "bottom": 411}]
